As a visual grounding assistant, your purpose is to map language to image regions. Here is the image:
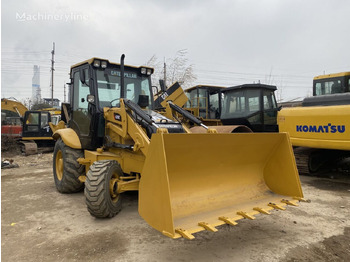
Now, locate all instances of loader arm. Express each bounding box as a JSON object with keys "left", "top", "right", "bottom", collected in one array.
[{"left": 104, "top": 99, "right": 152, "bottom": 156}]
